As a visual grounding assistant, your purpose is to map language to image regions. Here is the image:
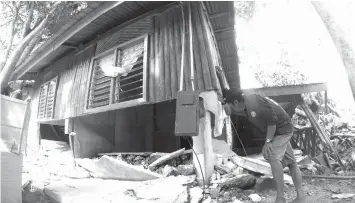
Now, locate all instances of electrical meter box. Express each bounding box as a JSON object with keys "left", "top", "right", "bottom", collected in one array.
[{"left": 175, "top": 90, "right": 200, "bottom": 136}]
